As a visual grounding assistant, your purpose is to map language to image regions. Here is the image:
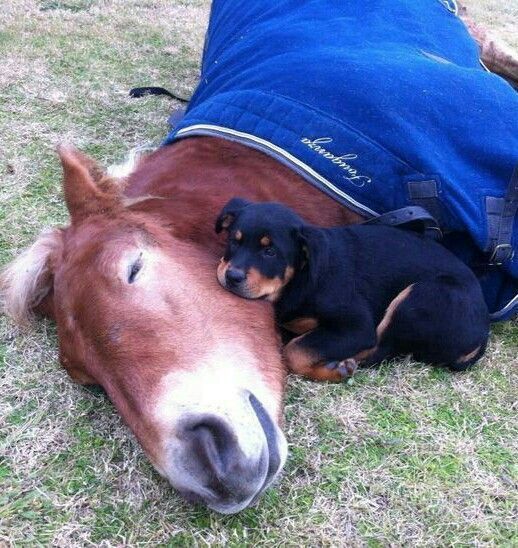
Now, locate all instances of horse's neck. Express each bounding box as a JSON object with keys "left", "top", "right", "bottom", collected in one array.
[{"left": 126, "top": 137, "right": 362, "bottom": 249}]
